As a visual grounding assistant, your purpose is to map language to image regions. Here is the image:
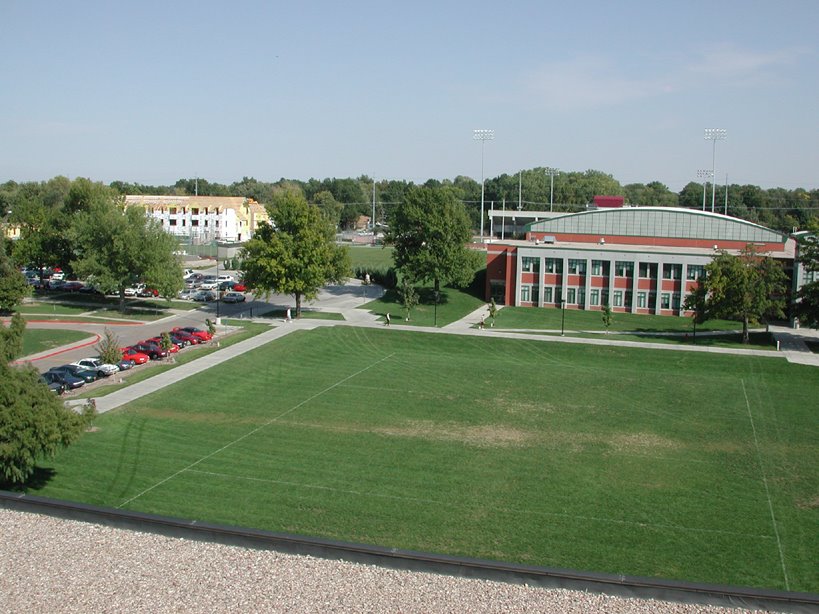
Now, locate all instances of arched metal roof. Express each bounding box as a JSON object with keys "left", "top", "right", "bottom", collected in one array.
[{"left": 526, "top": 207, "right": 787, "bottom": 244}]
